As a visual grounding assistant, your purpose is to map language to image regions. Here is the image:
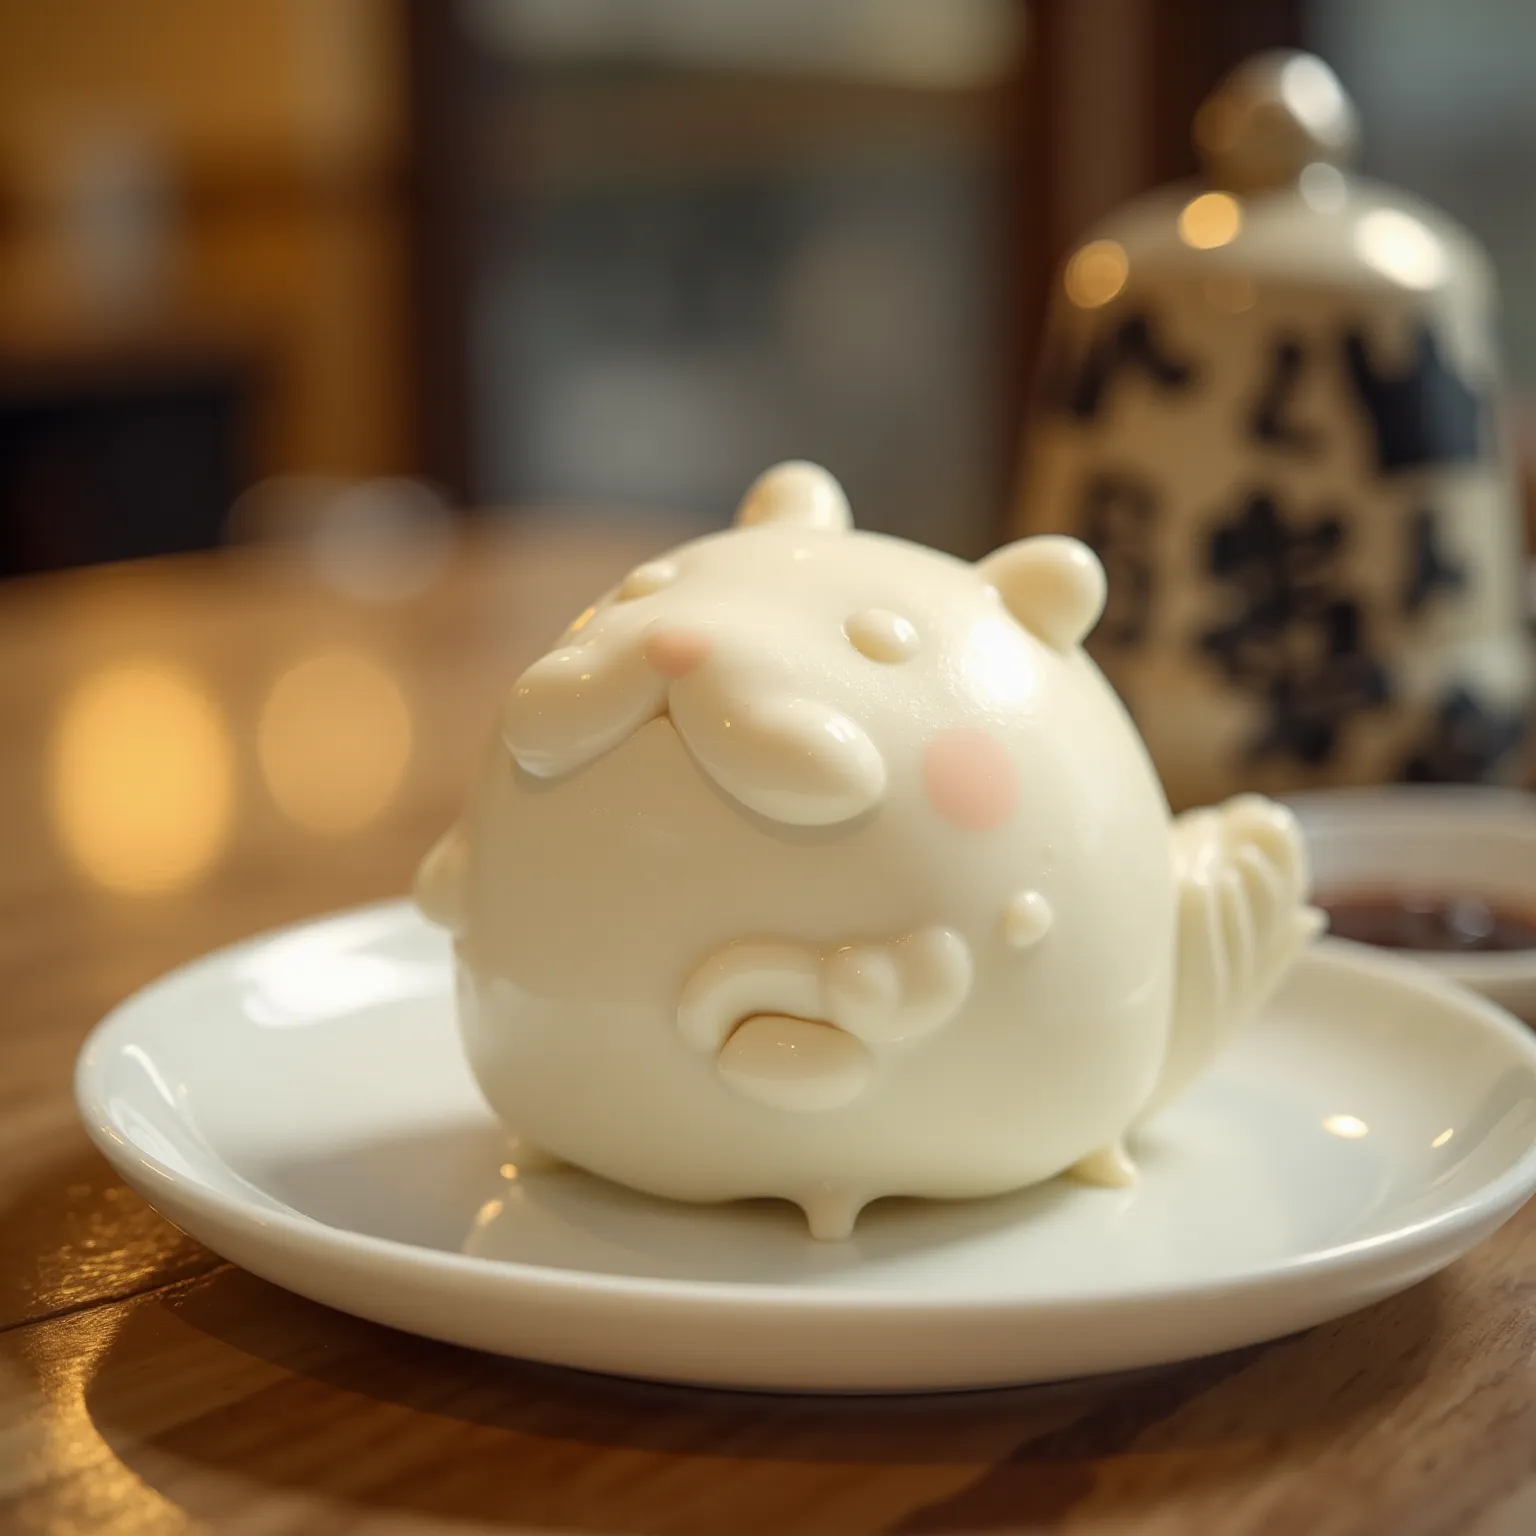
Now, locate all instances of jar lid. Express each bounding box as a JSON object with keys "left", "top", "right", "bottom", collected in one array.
[
  {"left": 1194, "top": 49, "right": 1358, "bottom": 194},
  {"left": 1058, "top": 51, "right": 1493, "bottom": 309}
]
